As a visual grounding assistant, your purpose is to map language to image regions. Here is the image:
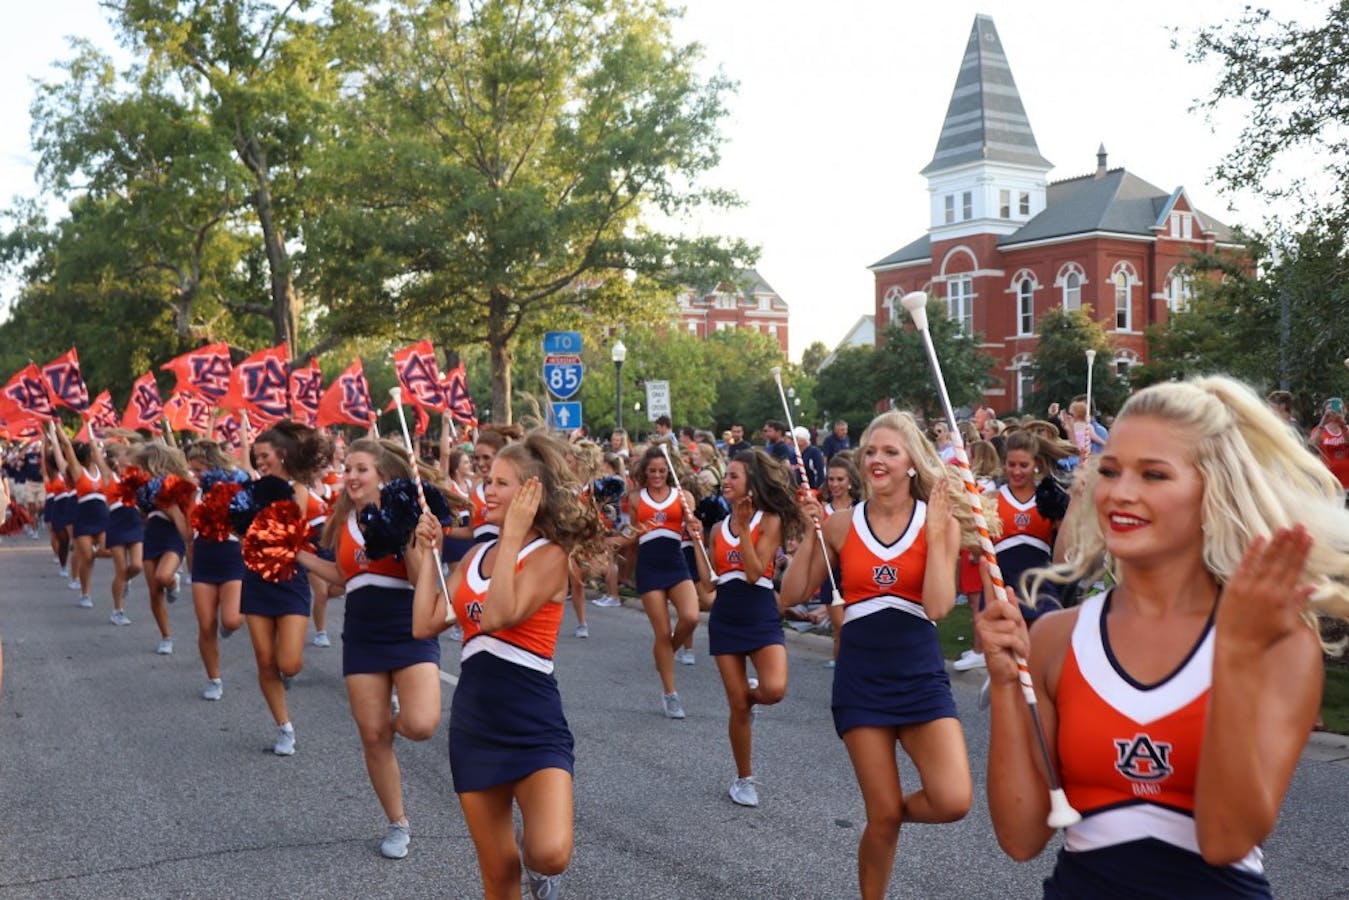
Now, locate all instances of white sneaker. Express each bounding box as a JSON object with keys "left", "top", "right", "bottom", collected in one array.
[
  {"left": 156, "top": 638, "right": 174, "bottom": 655},
  {"left": 447, "top": 623, "right": 463, "bottom": 642},
  {"left": 380, "top": 821, "right": 410, "bottom": 859},
  {"left": 662, "top": 692, "right": 686, "bottom": 719},
  {"left": 58, "top": 566, "right": 69, "bottom": 579},
  {"left": 953, "top": 652, "right": 986, "bottom": 672},
  {"left": 273, "top": 724, "right": 296, "bottom": 756},
  {"left": 574, "top": 624, "right": 589, "bottom": 639},
  {"left": 68, "top": 578, "right": 81, "bottom": 591},
  {"left": 201, "top": 679, "right": 223, "bottom": 701},
  {"left": 109, "top": 610, "right": 131, "bottom": 626},
  {"left": 311, "top": 630, "right": 331, "bottom": 648},
  {"left": 167, "top": 571, "right": 181, "bottom": 604},
  {"left": 78, "top": 595, "right": 93, "bottom": 608},
  {"left": 590, "top": 594, "right": 621, "bottom": 608},
  {"left": 674, "top": 648, "right": 695, "bottom": 666},
  {"left": 729, "top": 776, "right": 760, "bottom": 807},
  {"left": 958, "top": 649, "right": 976, "bottom": 660}
]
